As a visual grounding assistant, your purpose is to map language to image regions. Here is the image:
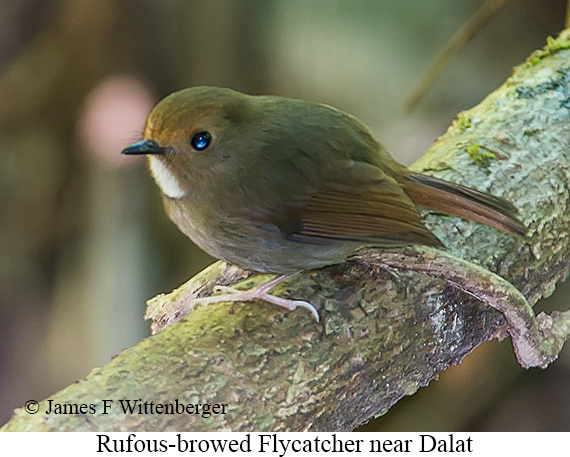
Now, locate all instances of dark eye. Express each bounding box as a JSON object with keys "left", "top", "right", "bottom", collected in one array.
[{"left": 190, "top": 131, "right": 212, "bottom": 151}]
